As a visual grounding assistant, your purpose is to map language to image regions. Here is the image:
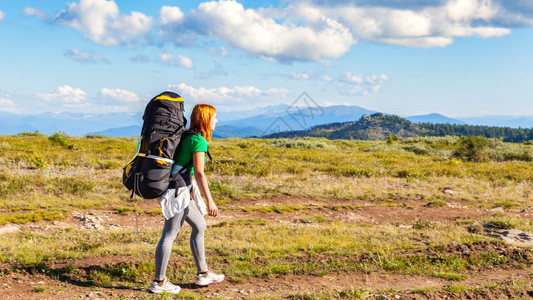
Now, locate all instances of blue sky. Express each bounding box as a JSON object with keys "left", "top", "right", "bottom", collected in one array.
[{"left": 0, "top": 0, "right": 532, "bottom": 117}]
